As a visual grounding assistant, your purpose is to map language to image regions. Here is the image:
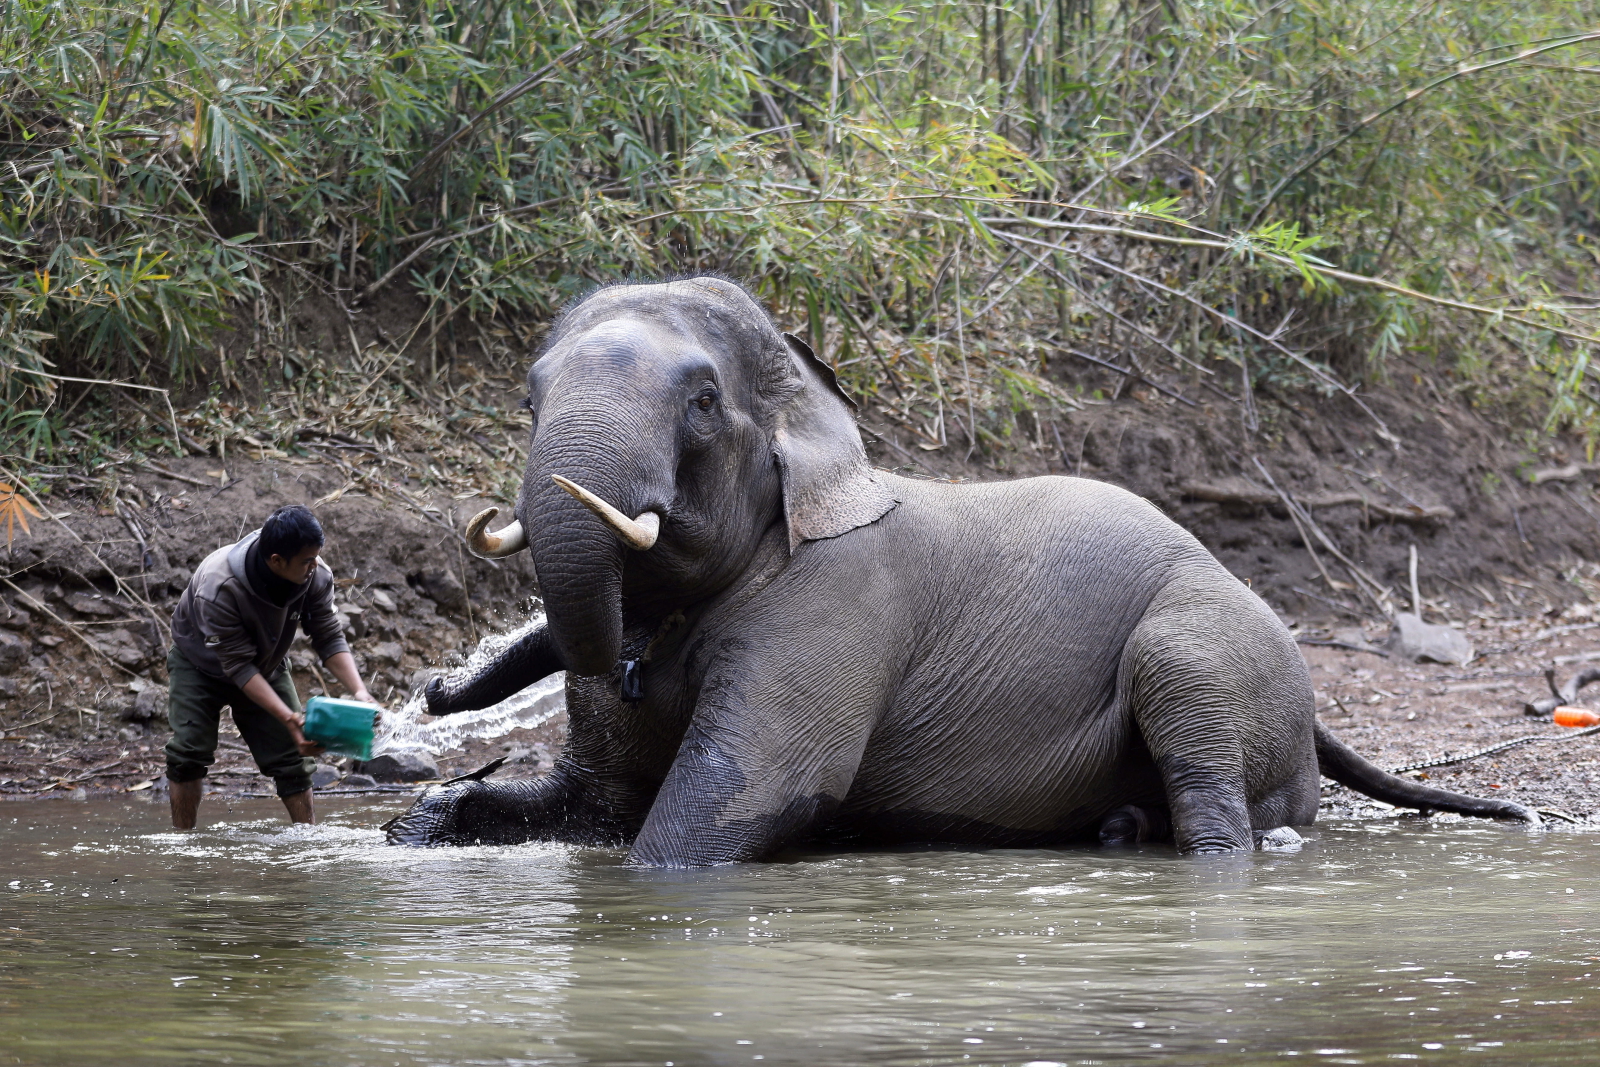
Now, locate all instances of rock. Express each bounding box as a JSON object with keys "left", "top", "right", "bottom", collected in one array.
[
  {"left": 123, "top": 684, "right": 167, "bottom": 722},
  {"left": 118, "top": 725, "right": 144, "bottom": 742},
  {"left": 370, "top": 588, "right": 397, "bottom": 611},
  {"left": 98, "top": 628, "right": 153, "bottom": 670},
  {"left": 166, "top": 567, "right": 193, "bottom": 595},
  {"left": 0, "top": 677, "right": 20, "bottom": 698},
  {"left": 354, "top": 749, "right": 440, "bottom": 782},
  {"left": 342, "top": 773, "right": 379, "bottom": 788},
  {"left": 408, "top": 569, "right": 469, "bottom": 616},
  {"left": 0, "top": 630, "right": 26, "bottom": 674},
  {"left": 1387, "top": 612, "right": 1475, "bottom": 666},
  {"left": 64, "top": 591, "right": 120, "bottom": 617},
  {"left": 336, "top": 605, "right": 367, "bottom": 639},
  {"left": 0, "top": 600, "right": 27, "bottom": 630},
  {"left": 310, "top": 765, "right": 342, "bottom": 789},
  {"left": 371, "top": 641, "right": 404, "bottom": 667}
]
